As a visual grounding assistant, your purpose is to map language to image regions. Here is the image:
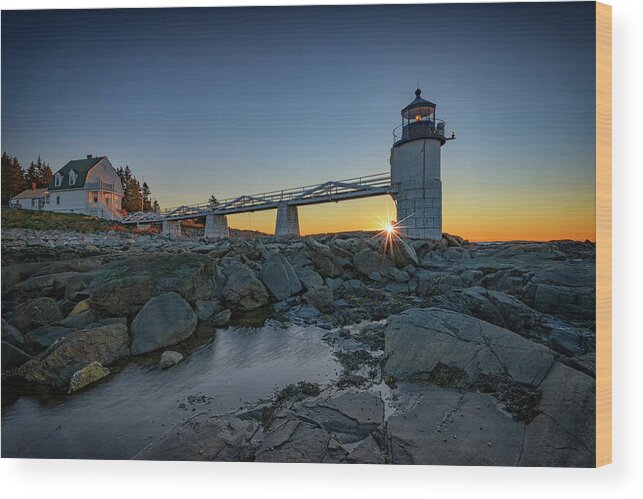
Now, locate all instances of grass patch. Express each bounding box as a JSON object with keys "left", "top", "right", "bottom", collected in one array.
[{"left": 1, "top": 208, "right": 153, "bottom": 234}]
